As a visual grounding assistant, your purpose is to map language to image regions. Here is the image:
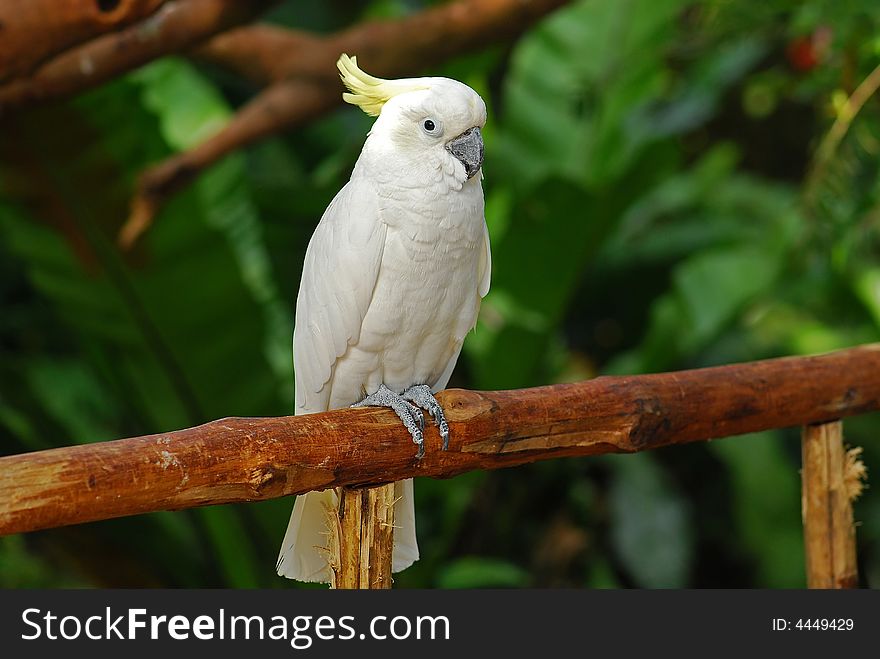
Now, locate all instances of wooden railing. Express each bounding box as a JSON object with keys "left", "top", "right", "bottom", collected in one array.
[{"left": 1, "top": 344, "right": 877, "bottom": 588}]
